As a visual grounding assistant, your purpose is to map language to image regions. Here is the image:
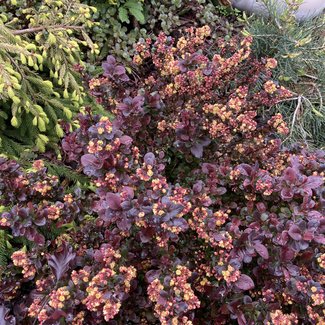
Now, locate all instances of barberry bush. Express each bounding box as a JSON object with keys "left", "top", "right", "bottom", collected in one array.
[{"left": 0, "top": 27, "right": 324, "bottom": 324}]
